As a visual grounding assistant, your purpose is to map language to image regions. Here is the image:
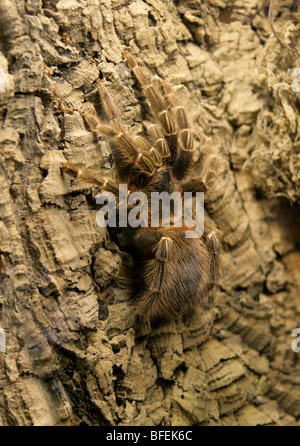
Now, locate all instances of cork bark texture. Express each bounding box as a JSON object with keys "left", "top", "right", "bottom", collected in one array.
[{"left": 0, "top": 0, "right": 300, "bottom": 426}]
